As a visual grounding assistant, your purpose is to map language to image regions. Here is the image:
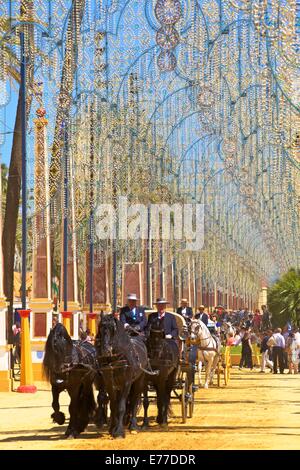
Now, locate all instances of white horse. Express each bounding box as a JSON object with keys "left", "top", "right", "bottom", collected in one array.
[
  {"left": 221, "top": 322, "right": 236, "bottom": 344},
  {"left": 190, "top": 319, "right": 221, "bottom": 389}
]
